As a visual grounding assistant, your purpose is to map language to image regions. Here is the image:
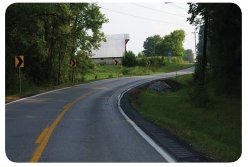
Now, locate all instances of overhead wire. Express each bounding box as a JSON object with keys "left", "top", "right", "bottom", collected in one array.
[
  {"left": 131, "top": 3, "right": 187, "bottom": 18},
  {"left": 100, "top": 6, "right": 186, "bottom": 26},
  {"left": 164, "top": 3, "right": 188, "bottom": 11}
]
